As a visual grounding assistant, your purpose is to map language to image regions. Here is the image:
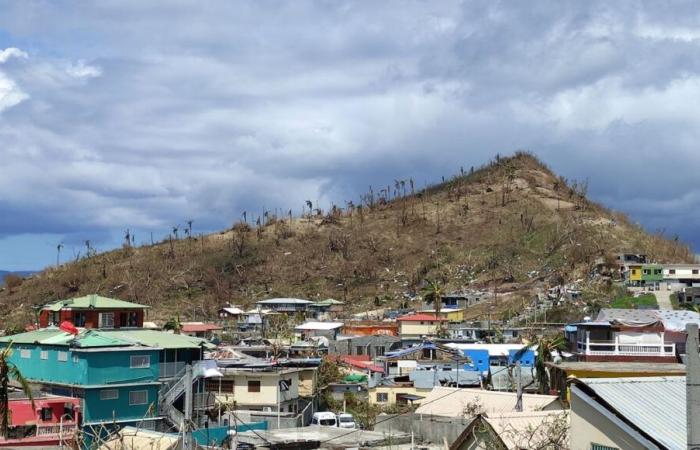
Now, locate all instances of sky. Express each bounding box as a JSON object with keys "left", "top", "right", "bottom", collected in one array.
[{"left": 1, "top": 1, "right": 700, "bottom": 271}]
